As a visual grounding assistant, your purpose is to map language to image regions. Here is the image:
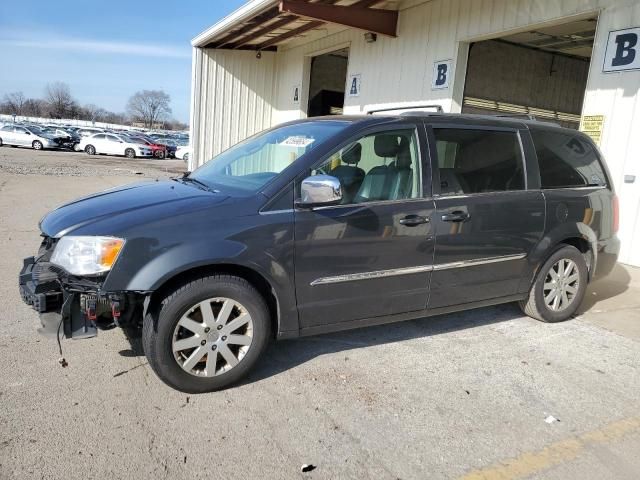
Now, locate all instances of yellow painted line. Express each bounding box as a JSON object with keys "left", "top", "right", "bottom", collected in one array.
[{"left": 459, "top": 416, "right": 640, "bottom": 480}]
